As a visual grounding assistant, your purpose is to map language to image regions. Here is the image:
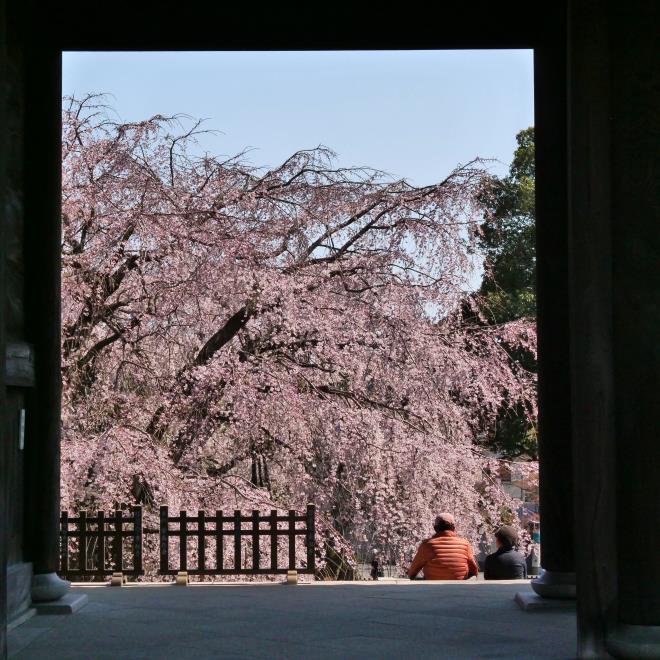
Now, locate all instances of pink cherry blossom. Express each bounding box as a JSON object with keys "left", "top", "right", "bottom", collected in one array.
[{"left": 61, "top": 96, "right": 537, "bottom": 575}]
